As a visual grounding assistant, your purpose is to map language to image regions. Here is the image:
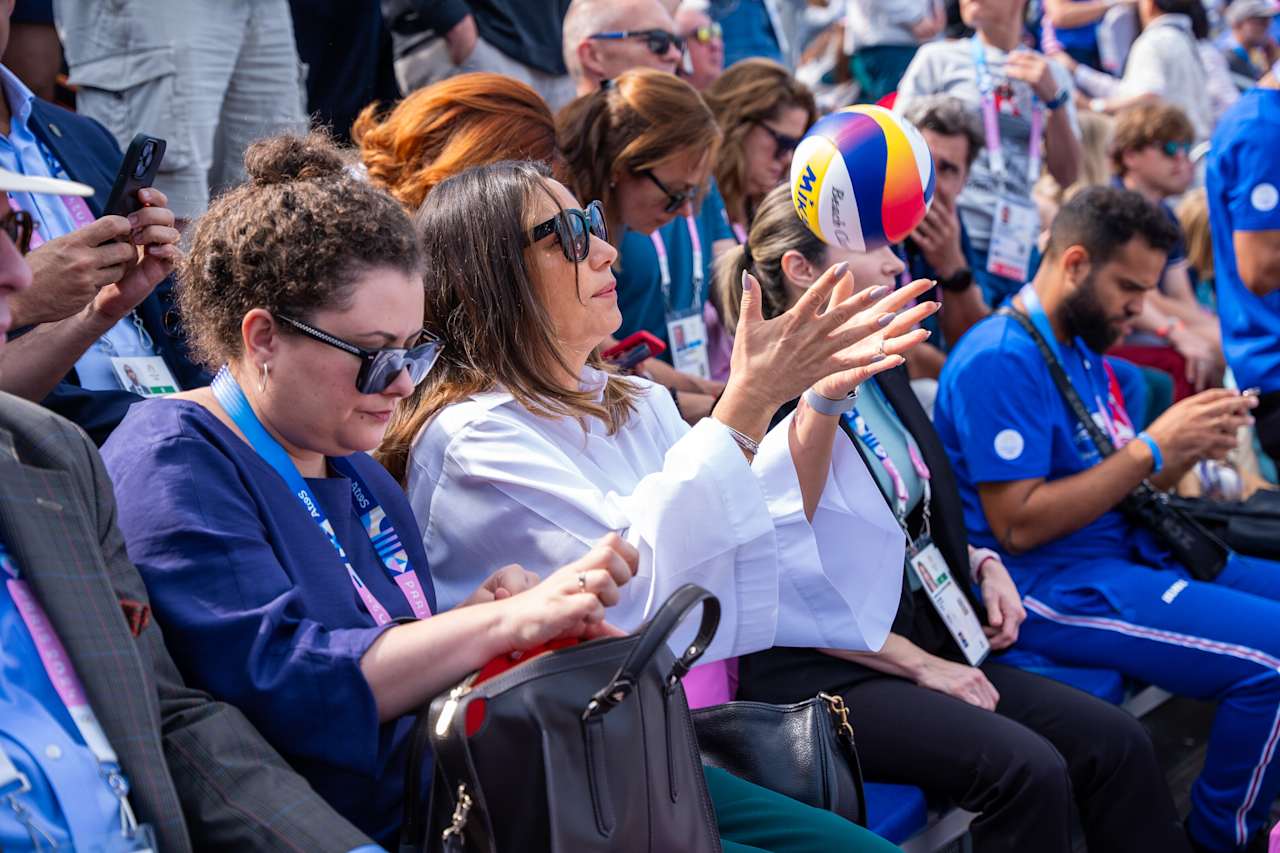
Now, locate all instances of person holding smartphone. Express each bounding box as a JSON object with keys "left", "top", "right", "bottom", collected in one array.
[{"left": 0, "top": 23, "right": 191, "bottom": 444}]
